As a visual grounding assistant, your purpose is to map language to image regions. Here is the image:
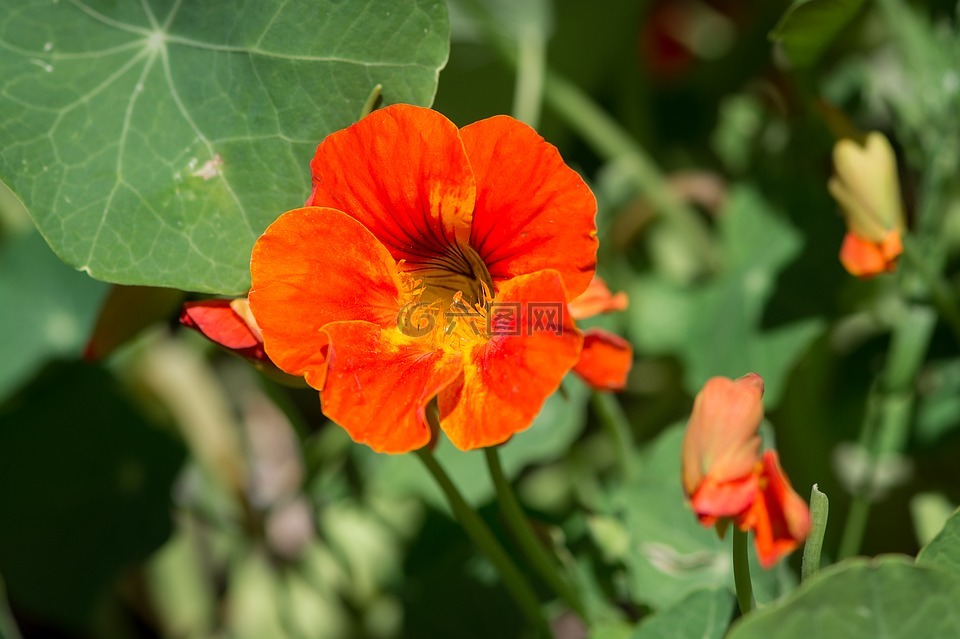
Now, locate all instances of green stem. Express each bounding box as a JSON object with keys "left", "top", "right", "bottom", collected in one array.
[
  {"left": 590, "top": 392, "right": 634, "bottom": 480},
  {"left": 732, "top": 527, "right": 753, "bottom": 615},
  {"left": 801, "top": 485, "right": 829, "bottom": 581},
  {"left": 0, "top": 574, "right": 21, "bottom": 639},
  {"left": 358, "top": 83, "right": 383, "bottom": 120},
  {"left": 837, "top": 493, "right": 871, "bottom": 560},
  {"left": 512, "top": 27, "right": 546, "bottom": 128},
  {"left": 416, "top": 449, "right": 553, "bottom": 637},
  {"left": 837, "top": 304, "right": 936, "bottom": 559},
  {"left": 484, "top": 447, "right": 586, "bottom": 619}
]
